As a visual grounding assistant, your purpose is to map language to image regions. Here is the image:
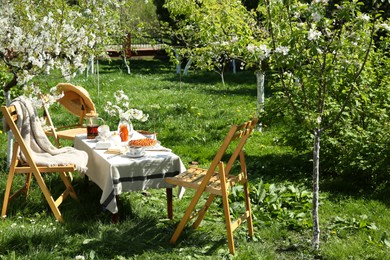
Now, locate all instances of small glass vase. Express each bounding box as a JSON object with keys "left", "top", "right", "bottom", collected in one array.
[{"left": 117, "top": 119, "right": 133, "bottom": 142}]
